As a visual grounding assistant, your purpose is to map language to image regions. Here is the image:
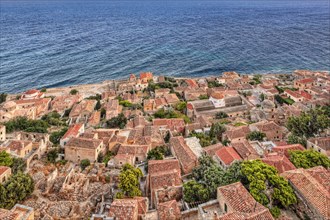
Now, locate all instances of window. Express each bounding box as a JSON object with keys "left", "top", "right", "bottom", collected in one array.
[{"left": 224, "top": 203, "right": 228, "bottom": 213}]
